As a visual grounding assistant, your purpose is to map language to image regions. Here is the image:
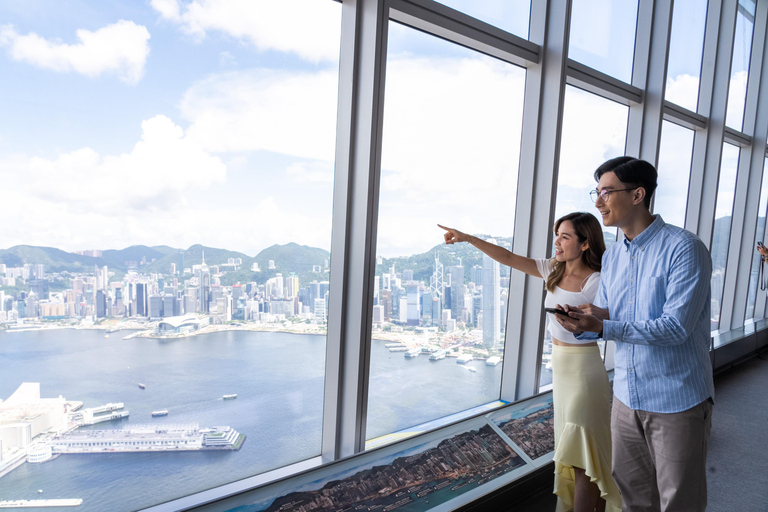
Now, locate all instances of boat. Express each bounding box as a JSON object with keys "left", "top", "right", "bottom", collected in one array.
[
  {"left": 223, "top": 394, "right": 237, "bottom": 400},
  {"left": 429, "top": 350, "right": 446, "bottom": 361},
  {"left": 388, "top": 346, "right": 408, "bottom": 352},
  {"left": 404, "top": 348, "right": 421, "bottom": 358},
  {"left": 467, "top": 366, "right": 477, "bottom": 372},
  {"left": 485, "top": 356, "right": 501, "bottom": 366},
  {"left": 151, "top": 410, "right": 169, "bottom": 417},
  {"left": 138, "top": 383, "right": 146, "bottom": 389}
]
